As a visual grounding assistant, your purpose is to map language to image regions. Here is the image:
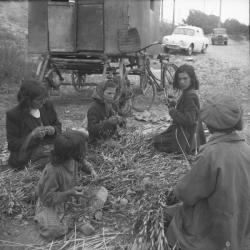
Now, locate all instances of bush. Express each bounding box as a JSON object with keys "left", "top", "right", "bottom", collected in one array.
[
  {"left": 184, "top": 10, "right": 250, "bottom": 40},
  {"left": 223, "top": 18, "right": 249, "bottom": 40}
]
